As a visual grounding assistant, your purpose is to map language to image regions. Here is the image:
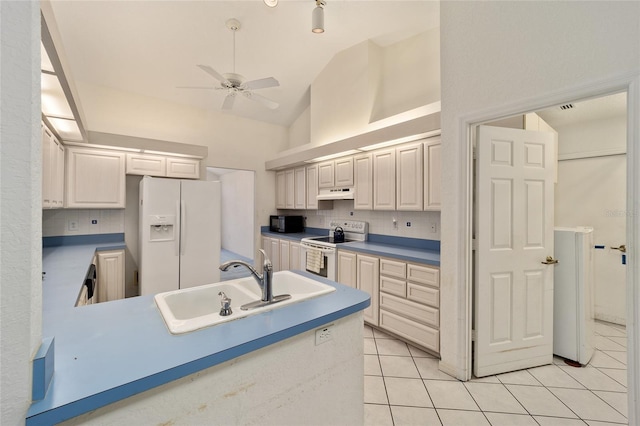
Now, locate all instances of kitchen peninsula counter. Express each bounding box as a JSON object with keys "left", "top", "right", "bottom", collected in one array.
[{"left": 29, "top": 236, "right": 370, "bottom": 425}]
